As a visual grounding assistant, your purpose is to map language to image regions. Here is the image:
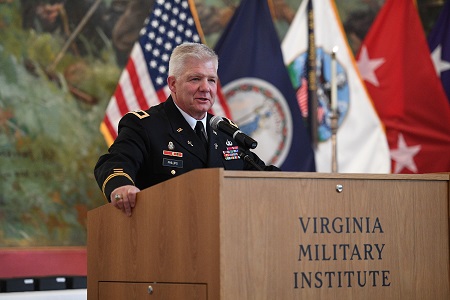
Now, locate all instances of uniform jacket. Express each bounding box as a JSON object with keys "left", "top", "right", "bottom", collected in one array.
[{"left": 95, "top": 96, "right": 277, "bottom": 200}]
